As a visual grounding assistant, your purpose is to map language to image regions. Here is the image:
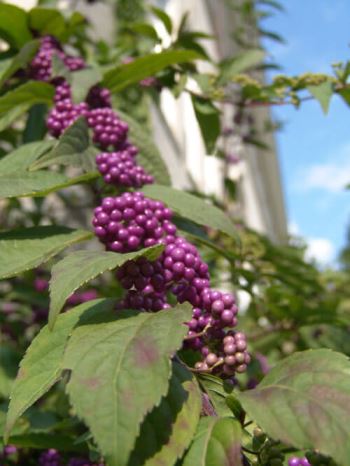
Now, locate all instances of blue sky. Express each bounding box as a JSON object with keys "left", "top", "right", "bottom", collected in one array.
[{"left": 261, "top": 0, "right": 350, "bottom": 265}]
